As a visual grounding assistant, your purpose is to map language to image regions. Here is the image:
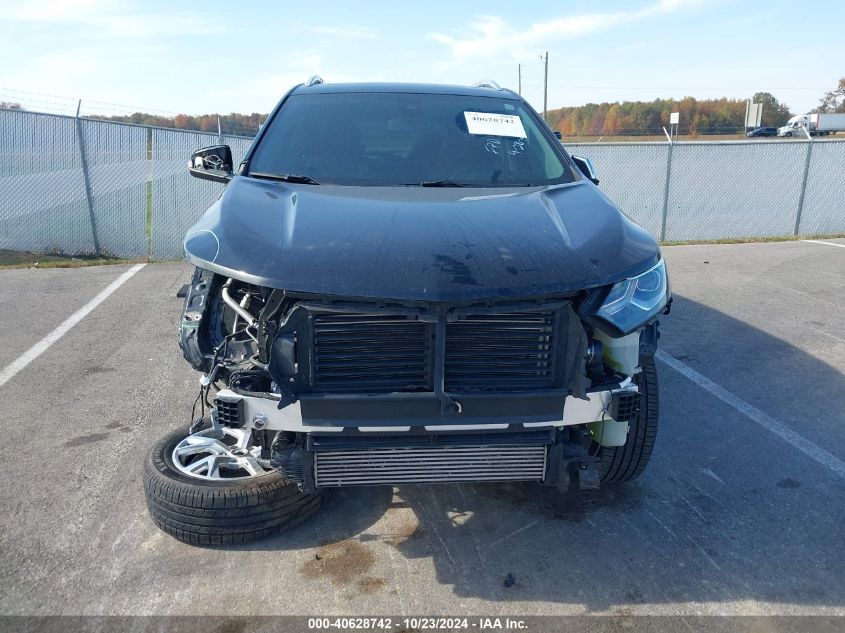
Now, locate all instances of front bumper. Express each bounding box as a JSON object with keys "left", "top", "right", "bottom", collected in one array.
[{"left": 213, "top": 378, "right": 638, "bottom": 433}]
